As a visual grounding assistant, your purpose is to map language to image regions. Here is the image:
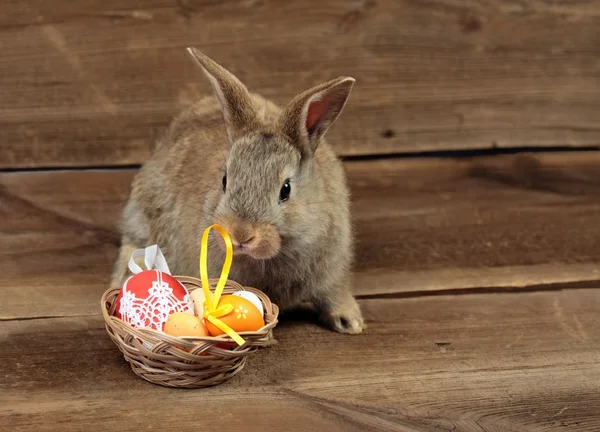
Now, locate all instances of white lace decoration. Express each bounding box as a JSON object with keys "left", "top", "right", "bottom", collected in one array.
[
  {"left": 119, "top": 270, "right": 193, "bottom": 330},
  {"left": 119, "top": 245, "right": 193, "bottom": 351}
]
